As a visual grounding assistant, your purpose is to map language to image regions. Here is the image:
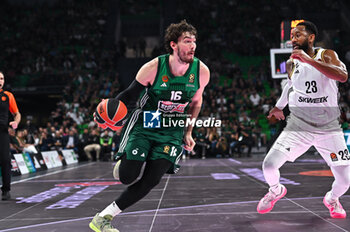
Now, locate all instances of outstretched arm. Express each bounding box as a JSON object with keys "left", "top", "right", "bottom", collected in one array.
[{"left": 291, "top": 49, "right": 348, "bottom": 82}]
